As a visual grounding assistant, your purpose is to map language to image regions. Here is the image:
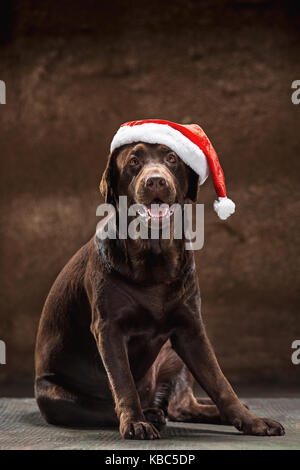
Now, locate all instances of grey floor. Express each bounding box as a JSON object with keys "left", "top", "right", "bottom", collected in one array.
[{"left": 0, "top": 398, "right": 299, "bottom": 450}]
